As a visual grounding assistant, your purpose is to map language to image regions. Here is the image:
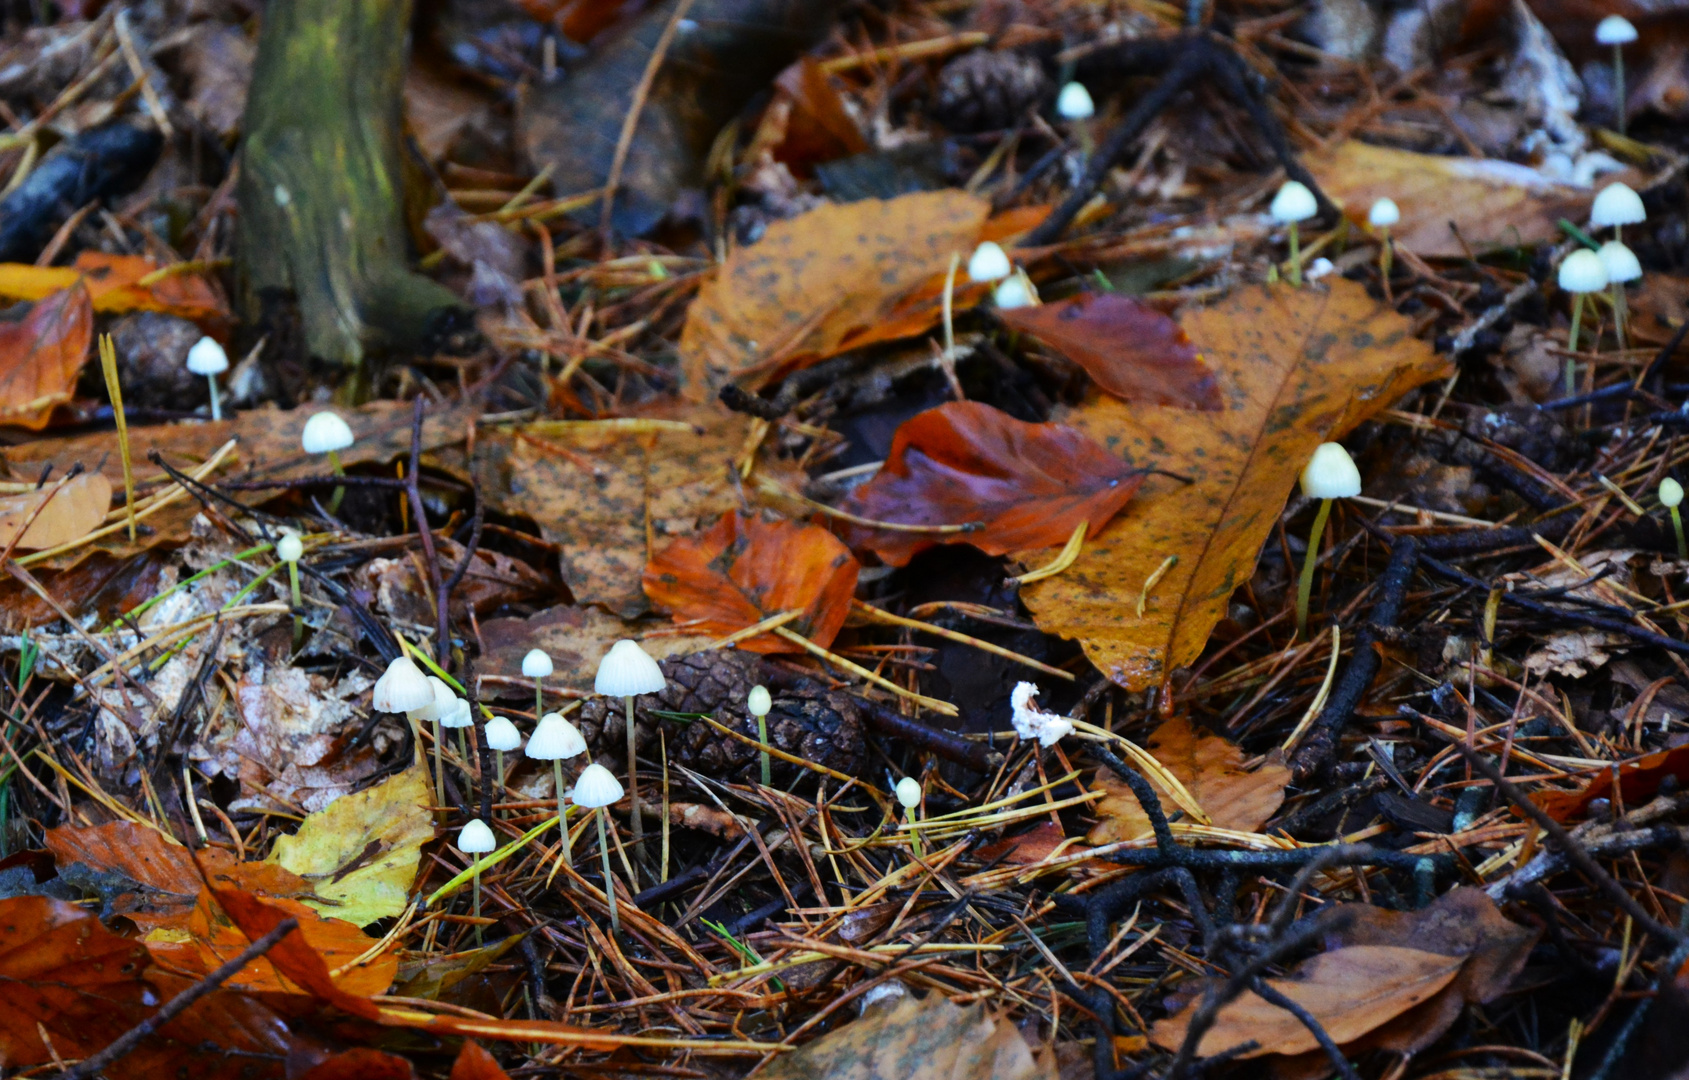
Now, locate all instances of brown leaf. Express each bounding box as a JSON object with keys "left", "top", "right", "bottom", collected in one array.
[
  {"left": 1000, "top": 292, "right": 1221, "bottom": 410},
  {"left": 643, "top": 510, "right": 859, "bottom": 652},
  {"left": 451, "top": 1041, "right": 514, "bottom": 1080},
  {"left": 1021, "top": 279, "right": 1448, "bottom": 689},
  {"left": 1307, "top": 141, "right": 1632, "bottom": 258},
  {"left": 0, "top": 282, "right": 91, "bottom": 429},
  {"left": 429, "top": 404, "right": 803, "bottom": 616},
  {"left": 757, "top": 990, "right": 1057, "bottom": 1080},
  {"left": 679, "top": 190, "right": 990, "bottom": 393},
  {"left": 1150, "top": 945, "right": 1464, "bottom": 1059},
  {"left": 1086, "top": 715, "right": 1289, "bottom": 844},
  {"left": 835, "top": 401, "right": 1144, "bottom": 567},
  {"left": 301, "top": 1049, "right": 417, "bottom": 1080},
  {"left": 0, "top": 471, "right": 110, "bottom": 550},
  {"left": 0, "top": 252, "right": 228, "bottom": 324},
  {"left": 1535, "top": 743, "right": 1689, "bottom": 822}
]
